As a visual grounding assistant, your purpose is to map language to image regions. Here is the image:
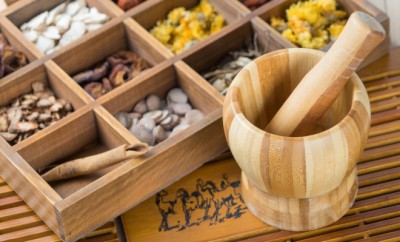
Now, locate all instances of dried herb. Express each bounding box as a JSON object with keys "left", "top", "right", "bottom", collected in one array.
[
  {"left": 0, "top": 33, "right": 28, "bottom": 79},
  {"left": 72, "top": 50, "right": 149, "bottom": 99},
  {"left": 202, "top": 34, "right": 264, "bottom": 95}
]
